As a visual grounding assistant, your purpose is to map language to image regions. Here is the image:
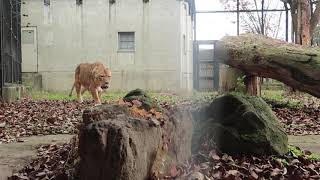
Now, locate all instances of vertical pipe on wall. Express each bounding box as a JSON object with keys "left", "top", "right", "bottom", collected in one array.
[
  {"left": 193, "top": 41, "right": 199, "bottom": 90},
  {"left": 261, "top": 0, "right": 265, "bottom": 35},
  {"left": 237, "top": 0, "right": 239, "bottom": 35},
  {"left": 0, "top": 0, "right": 3, "bottom": 98},
  {"left": 10, "top": 0, "right": 14, "bottom": 83},
  {"left": 17, "top": 0, "right": 22, "bottom": 83},
  {"left": 285, "top": 3, "right": 289, "bottom": 42},
  {"left": 194, "top": 11, "right": 197, "bottom": 40}
]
